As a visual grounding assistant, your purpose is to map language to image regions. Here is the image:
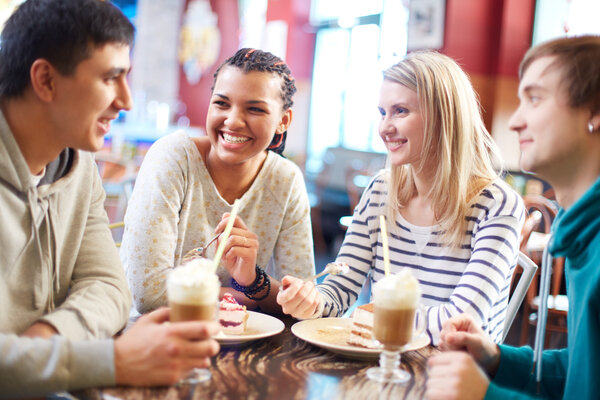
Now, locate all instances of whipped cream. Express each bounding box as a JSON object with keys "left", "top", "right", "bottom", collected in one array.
[
  {"left": 167, "top": 258, "right": 220, "bottom": 305},
  {"left": 373, "top": 268, "right": 421, "bottom": 309}
]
